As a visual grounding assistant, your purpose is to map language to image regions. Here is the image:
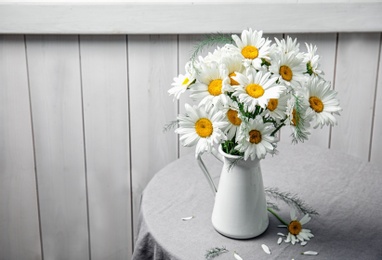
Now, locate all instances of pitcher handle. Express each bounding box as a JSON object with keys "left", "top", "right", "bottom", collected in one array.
[
  {"left": 211, "top": 147, "right": 224, "bottom": 163},
  {"left": 196, "top": 147, "right": 224, "bottom": 196}
]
